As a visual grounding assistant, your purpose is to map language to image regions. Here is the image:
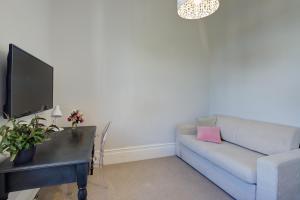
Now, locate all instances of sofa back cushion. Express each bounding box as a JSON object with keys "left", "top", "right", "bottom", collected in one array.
[
  {"left": 216, "top": 115, "right": 300, "bottom": 155},
  {"left": 197, "top": 116, "right": 217, "bottom": 126}
]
